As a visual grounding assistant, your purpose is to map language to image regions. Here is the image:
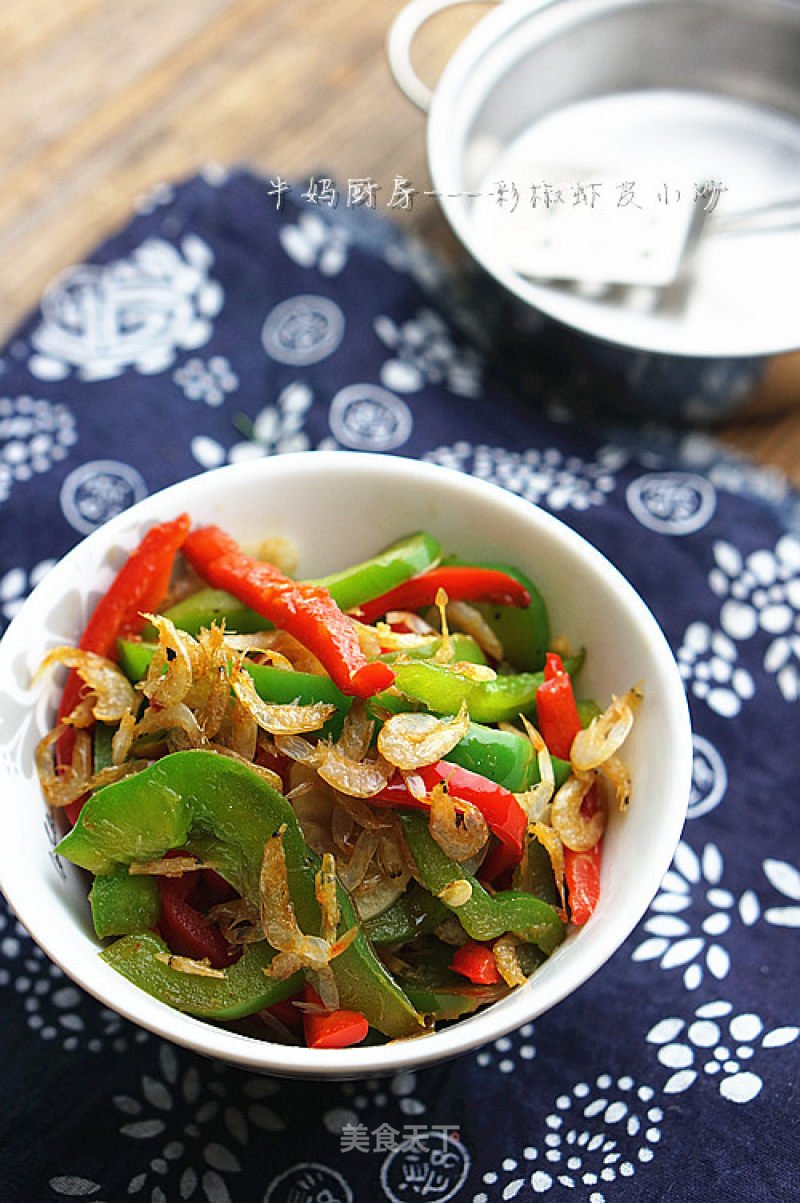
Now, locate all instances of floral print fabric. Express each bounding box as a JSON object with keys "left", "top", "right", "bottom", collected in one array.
[{"left": 0, "top": 169, "right": 797, "bottom": 1203}]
